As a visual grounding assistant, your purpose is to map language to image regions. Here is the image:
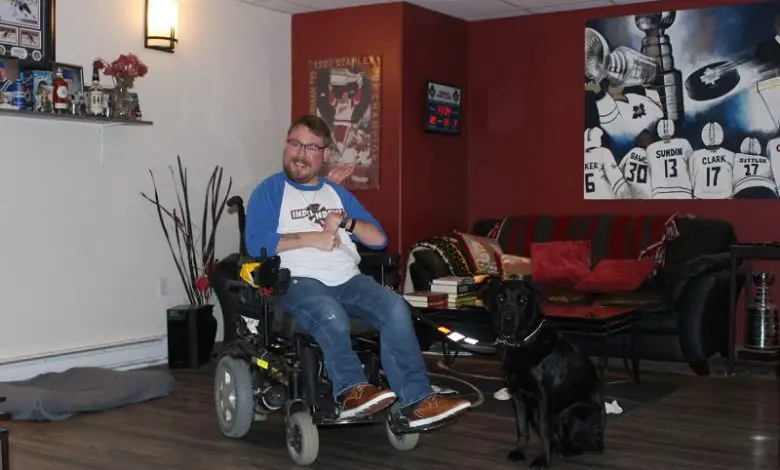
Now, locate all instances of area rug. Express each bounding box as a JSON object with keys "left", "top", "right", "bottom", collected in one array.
[{"left": 425, "top": 357, "right": 680, "bottom": 422}]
